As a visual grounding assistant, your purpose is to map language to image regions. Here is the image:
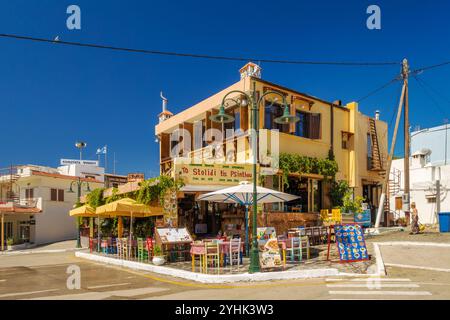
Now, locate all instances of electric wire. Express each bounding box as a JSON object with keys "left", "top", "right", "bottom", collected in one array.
[
  {"left": 0, "top": 33, "right": 400, "bottom": 66},
  {"left": 412, "top": 75, "right": 450, "bottom": 120}
]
